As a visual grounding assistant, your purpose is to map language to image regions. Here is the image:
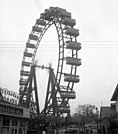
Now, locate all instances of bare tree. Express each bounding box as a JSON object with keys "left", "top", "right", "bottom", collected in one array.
[{"left": 73, "top": 104, "right": 99, "bottom": 124}]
